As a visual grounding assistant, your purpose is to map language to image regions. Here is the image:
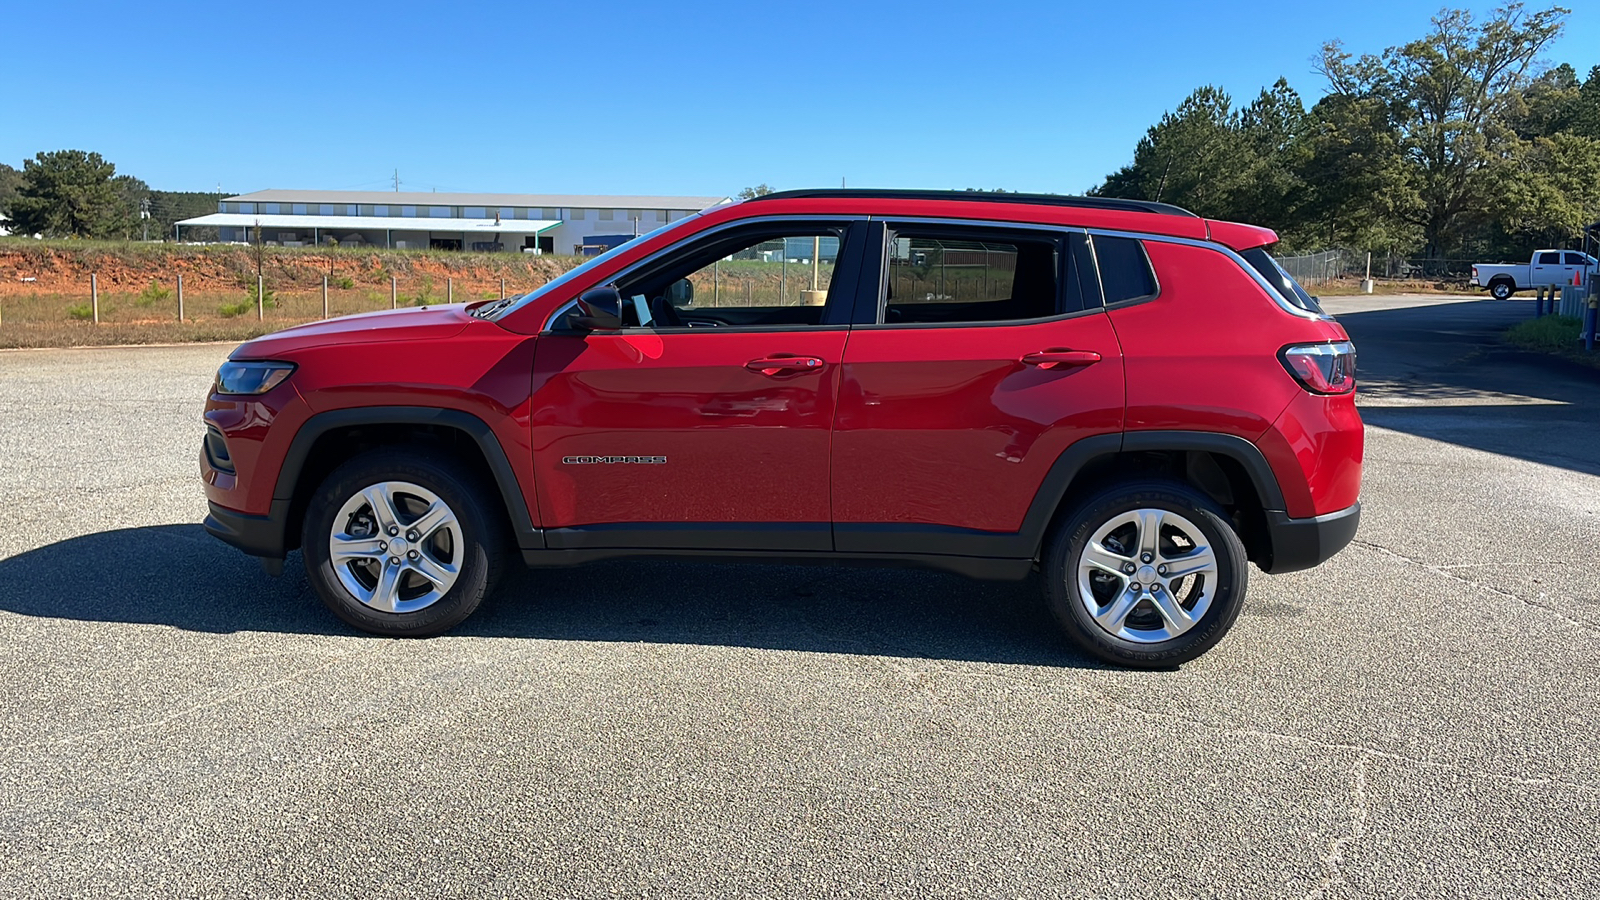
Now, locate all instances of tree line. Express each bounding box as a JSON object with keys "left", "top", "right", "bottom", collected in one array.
[
  {"left": 0, "top": 150, "right": 221, "bottom": 241},
  {"left": 1094, "top": 3, "right": 1597, "bottom": 263}
]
